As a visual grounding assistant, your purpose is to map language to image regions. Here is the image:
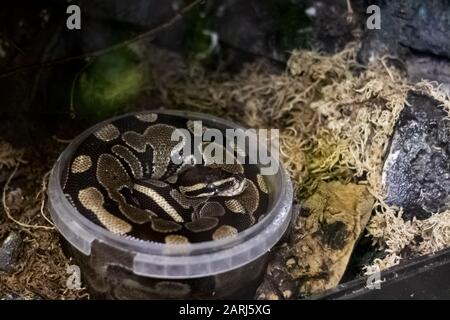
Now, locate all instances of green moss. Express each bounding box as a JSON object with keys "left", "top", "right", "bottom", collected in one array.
[{"left": 74, "top": 46, "right": 149, "bottom": 121}]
